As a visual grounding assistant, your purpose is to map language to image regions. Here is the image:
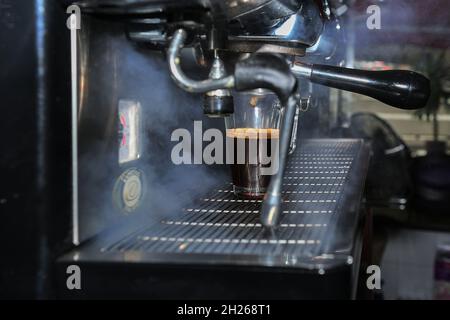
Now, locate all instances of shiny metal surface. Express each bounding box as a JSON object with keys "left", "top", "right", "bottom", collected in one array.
[
  {"left": 291, "top": 62, "right": 313, "bottom": 78},
  {"left": 205, "top": 53, "right": 232, "bottom": 97},
  {"left": 61, "top": 139, "right": 369, "bottom": 271},
  {"left": 73, "top": 0, "right": 330, "bottom": 53},
  {"left": 168, "top": 29, "right": 235, "bottom": 93},
  {"left": 260, "top": 94, "right": 298, "bottom": 228},
  {"left": 73, "top": 0, "right": 301, "bottom": 22},
  {"left": 228, "top": 0, "right": 324, "bottom": 48},
  {"left": 306, "top": 16, "right": 345, "bottom": 61},
  {"left": 224, "top": 0, "right": 301, "bottom": 23}
]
